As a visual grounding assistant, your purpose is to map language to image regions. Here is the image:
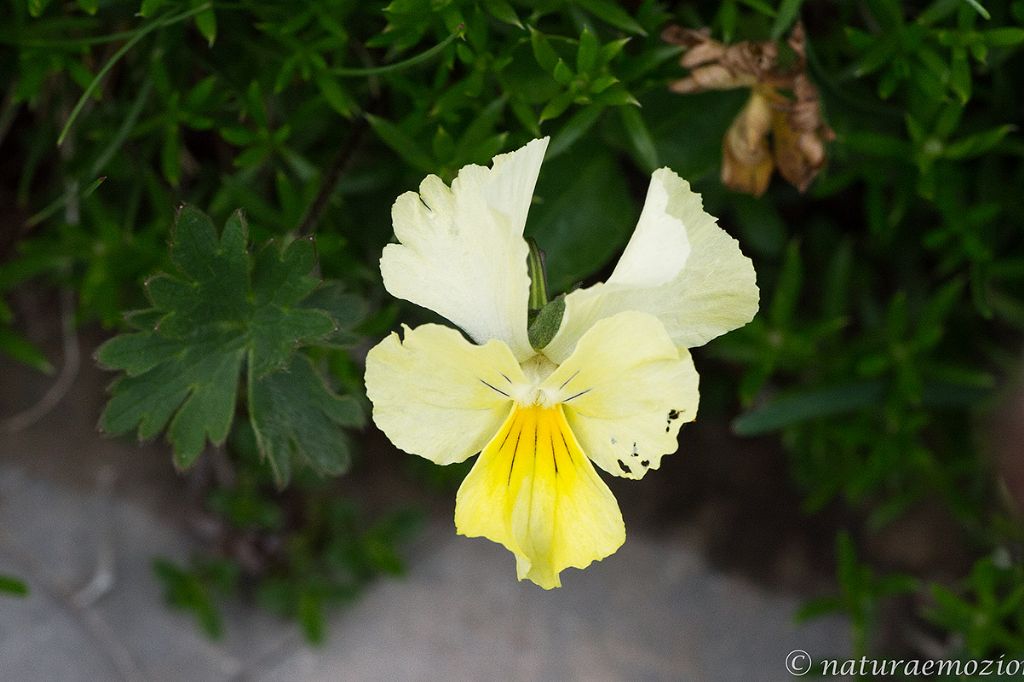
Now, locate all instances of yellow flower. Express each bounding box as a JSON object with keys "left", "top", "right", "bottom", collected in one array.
[{"left": 364, "top": 139, "right": 759, "bottom": 588}]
